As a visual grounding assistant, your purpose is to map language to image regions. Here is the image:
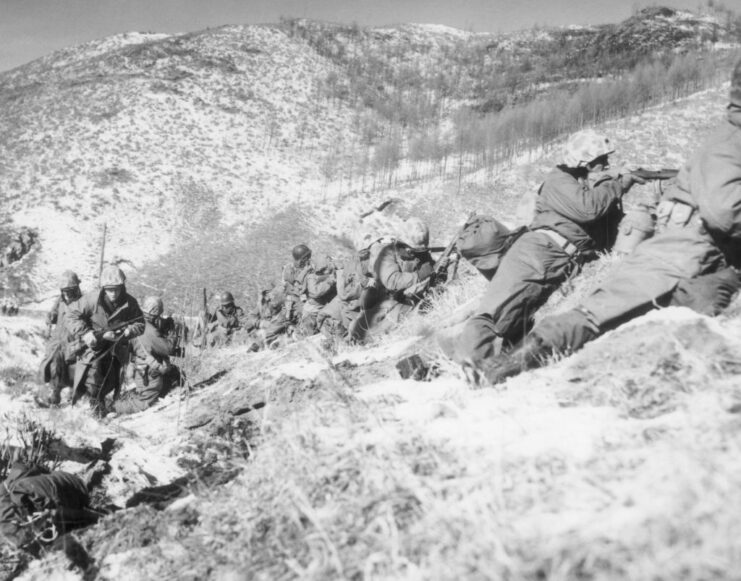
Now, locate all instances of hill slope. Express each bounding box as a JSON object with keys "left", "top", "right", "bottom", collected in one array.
[
  {"left": 2, "top": 78, "right": 740, "bottom": 580},
  {"left": 0, "top": 7, "right": 737, "bottom": 305}
]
